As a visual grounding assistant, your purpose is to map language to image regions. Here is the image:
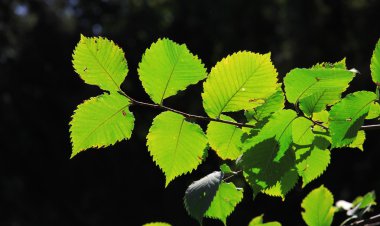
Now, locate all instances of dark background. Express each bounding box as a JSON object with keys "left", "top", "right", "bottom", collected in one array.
[{"left": 1, "top": 0, "right": 380, "bottom": 225}]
